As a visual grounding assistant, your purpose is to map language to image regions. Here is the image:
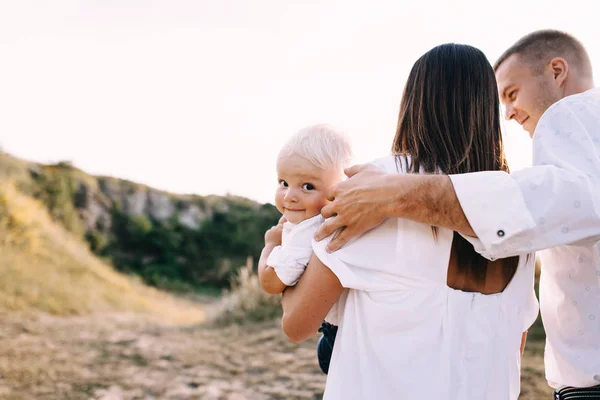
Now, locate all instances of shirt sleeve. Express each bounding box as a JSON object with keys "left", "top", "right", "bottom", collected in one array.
[
  {"left": 311, "top": 220, "right": 405, "bottom": 292},
  {"left": 266, "top": 217, "right": 322, "bottom": 286},
  {"left": 312, "top": 235, "right": 365, "bottom": 290},
  {"left": 266, "top": 245, "right": 312, "bottom": 286},
  {"left": 449, "top": 98, "right": 600, "bottom": 260}
]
